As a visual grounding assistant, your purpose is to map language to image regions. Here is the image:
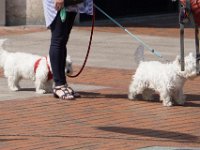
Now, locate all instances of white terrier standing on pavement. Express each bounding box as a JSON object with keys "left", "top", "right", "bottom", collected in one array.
[
  {"left": 128, "top": 46, "right": 197, "bottom": 106},
  {"left": 0, "top": 39, "right": 73, "bottom": 94}
]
